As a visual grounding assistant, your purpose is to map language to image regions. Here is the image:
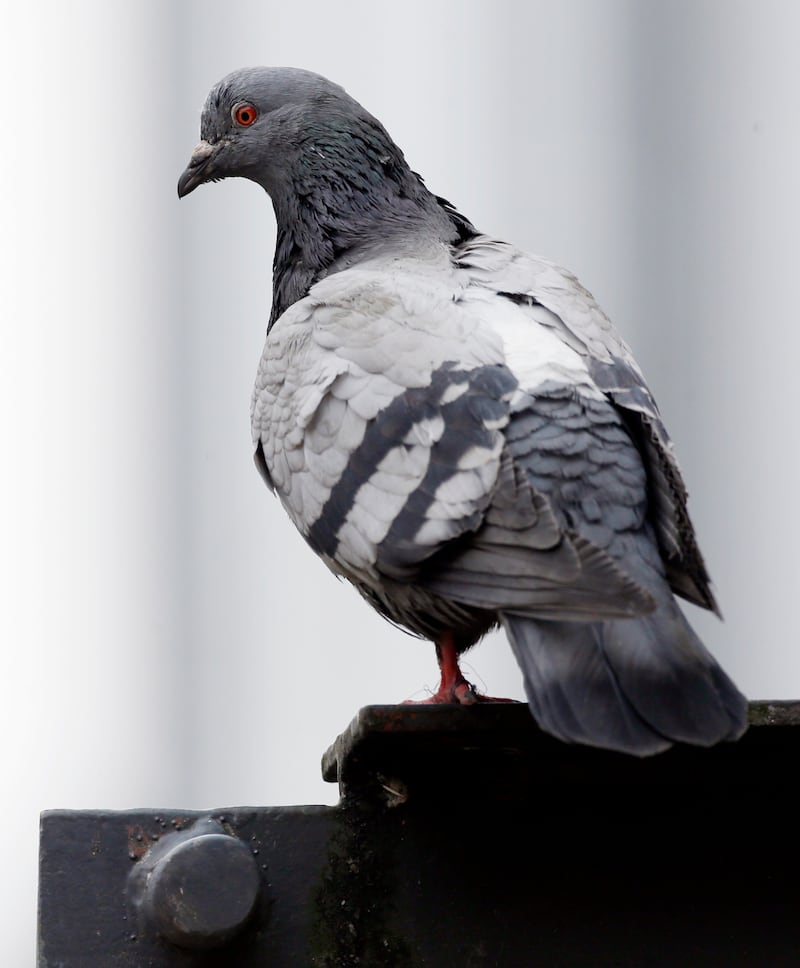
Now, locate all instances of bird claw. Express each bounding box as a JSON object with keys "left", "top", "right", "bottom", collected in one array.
[
  {"left": 404, "top": 631, "right": 521, "bottom": 705},
  {"left": 404, "top": 677, "right": 518, "bottom": 705}
]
